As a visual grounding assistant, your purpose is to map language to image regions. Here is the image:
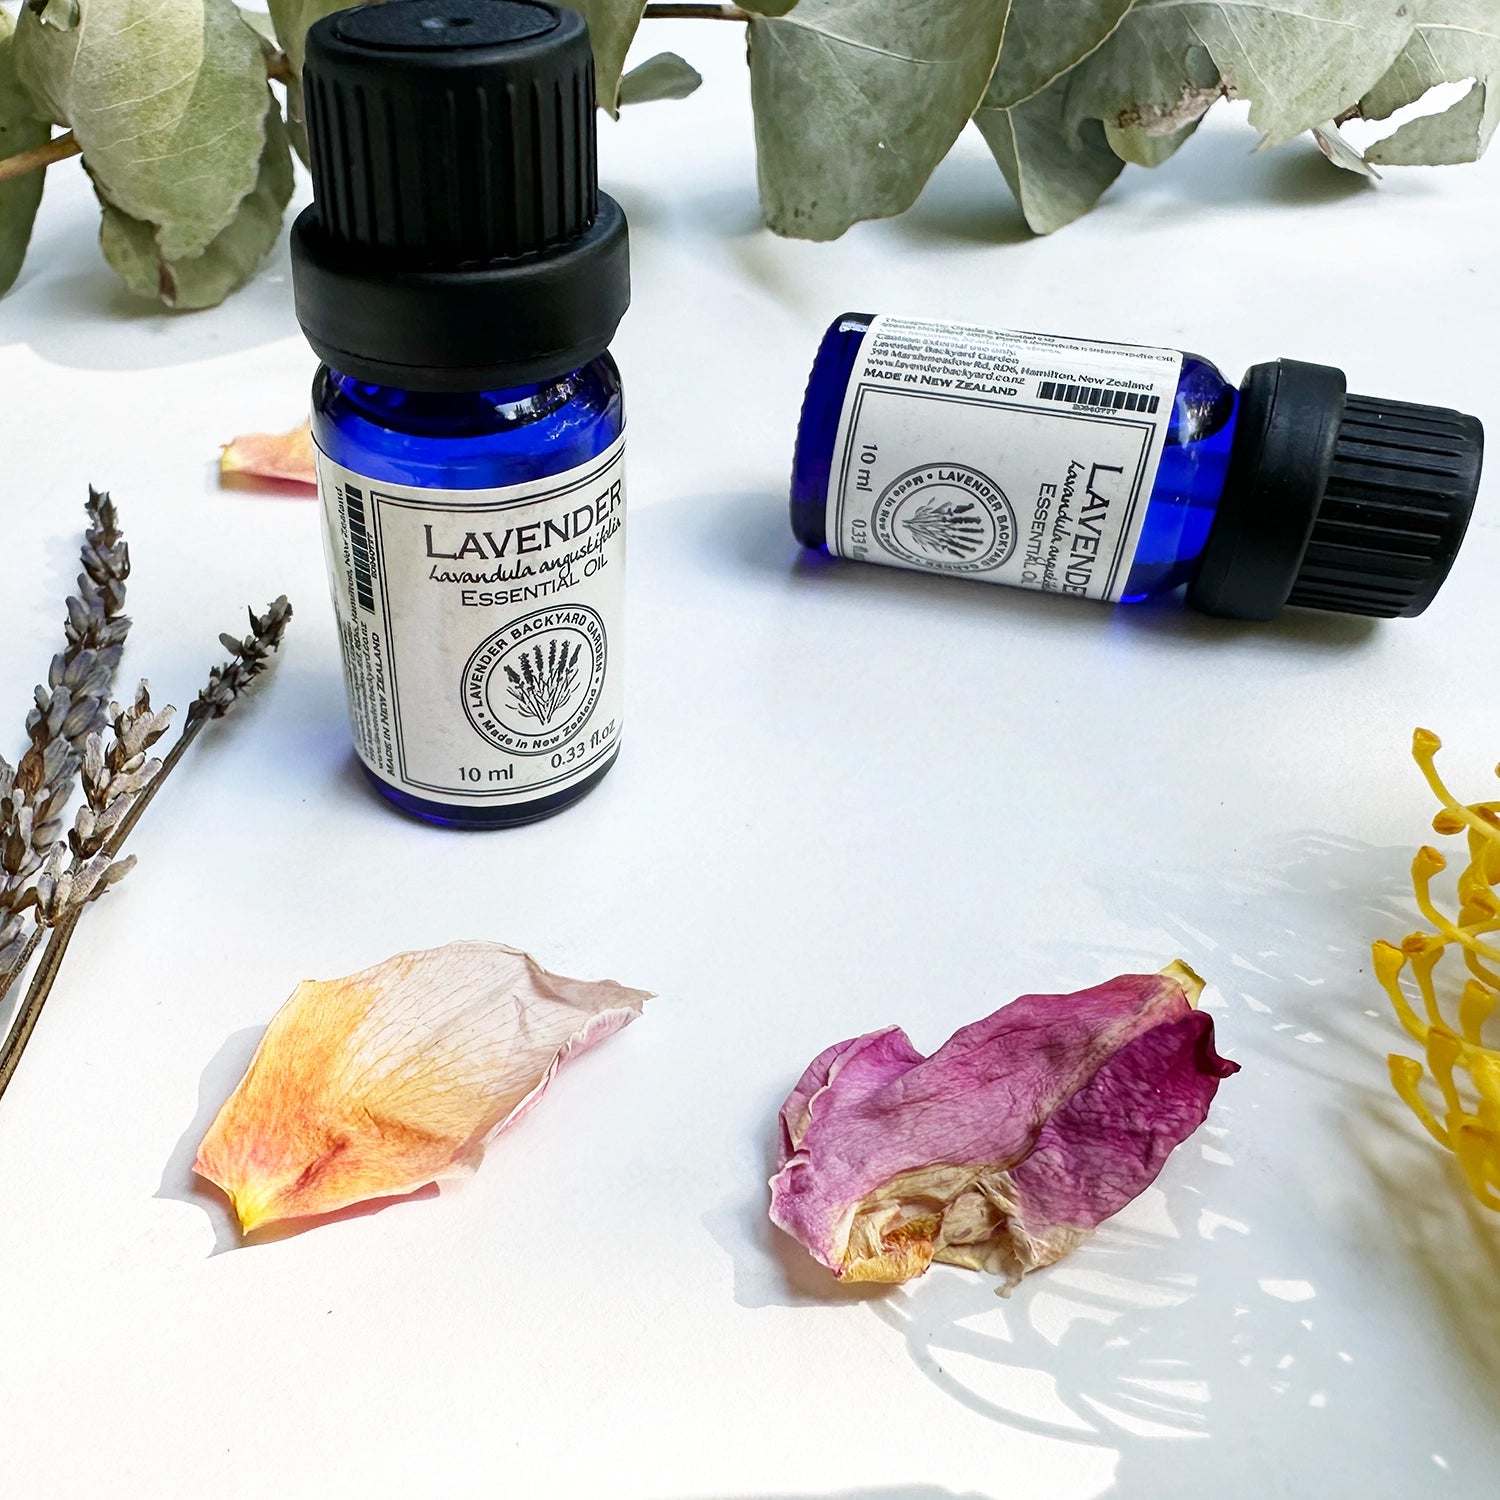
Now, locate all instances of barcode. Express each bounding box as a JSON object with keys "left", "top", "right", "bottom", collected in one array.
[
  {"left": 344, "top": 485, "right": 377, "bottom": 612},
  {"left": 1039, "top": 380, "right": 1160, "bottom": 414}
]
